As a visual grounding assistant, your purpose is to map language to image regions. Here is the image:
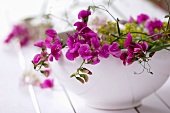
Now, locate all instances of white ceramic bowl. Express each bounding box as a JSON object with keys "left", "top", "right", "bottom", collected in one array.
[{"left": 50, "top": 32, "right": 170, "bottom": 110}]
